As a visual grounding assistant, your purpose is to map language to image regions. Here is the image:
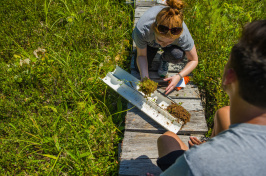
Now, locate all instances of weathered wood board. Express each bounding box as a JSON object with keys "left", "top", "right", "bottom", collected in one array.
[
  {"left": 157, "top": 85, "right": 200, "bottom": 99},
  {"left": 125, "top": 109, "right": 208, "bottom": 134},
  {"left": 120, "top": 131, "right": 204, "bottom": 159},
  {"left": 136, "top": 1, "right": 156, "bottom": 7},
  {"left": 120, "top": 132, "right": 162, "bottom": 159},
  {"left": 119, "top": 131, "right": 204, "bottom": 176},
  {"left": 135, "top": 7, "right": 151, "bottom": 18}
]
